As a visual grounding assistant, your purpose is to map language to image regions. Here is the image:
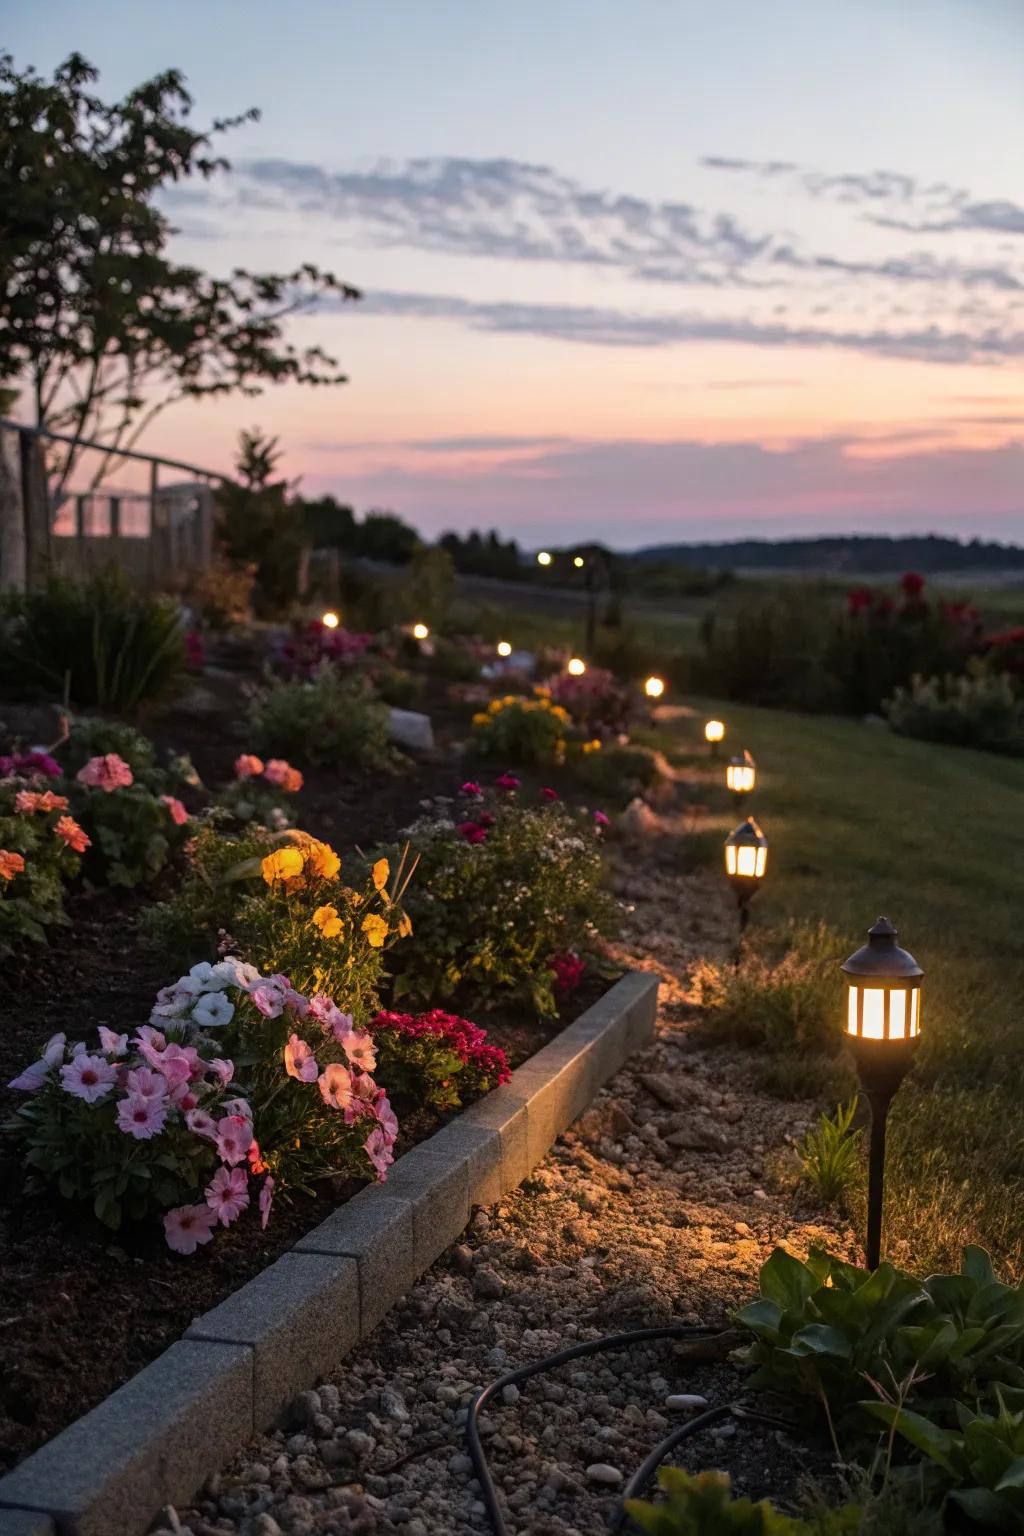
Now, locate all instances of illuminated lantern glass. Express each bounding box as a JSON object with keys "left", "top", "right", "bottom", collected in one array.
[
  {"left": 497, "top": 641, "right": 512, "bottom": 657},
  {"left": 567, "top": 657, "right": 587, "bottom": 676},
  {"left": 412, "top": 623, "right": 430, "bottom": 640},
  {"left": 842, "top": 918, "right": 923, "bottom": 1044},
  {"left": 726, "top": 750, "right": 756, "bottom": 793},
  {"left": 321, "top": 610, "right": 340, "bottom": 629},
  {"left": 724, "top": 817, "right": 768, "bottom": 885},
  {"left": 705, "top": 719, "right": 725, "bottom": 744},
  {"left": 537, "top": 551, "right": 553, "bottom": 566},
  {"left": 644, "top": 675, "right": 665, "bottom": 699}
]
